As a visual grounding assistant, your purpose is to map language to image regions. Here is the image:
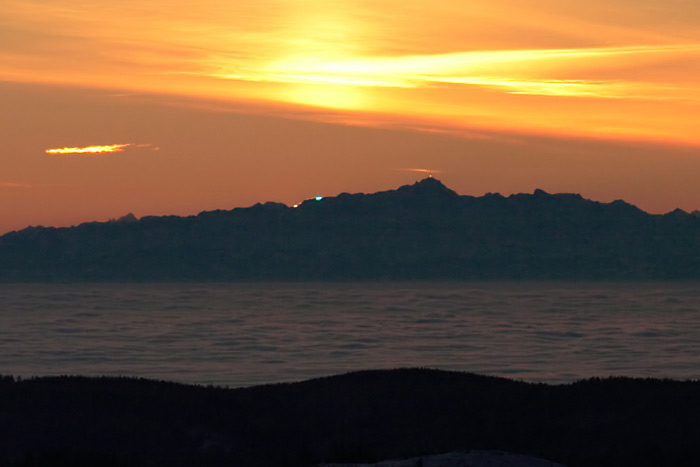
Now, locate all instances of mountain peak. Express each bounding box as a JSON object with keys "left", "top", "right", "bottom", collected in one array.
[{"left": 398, "top": 177, "right": 459, "bottom": 198}]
